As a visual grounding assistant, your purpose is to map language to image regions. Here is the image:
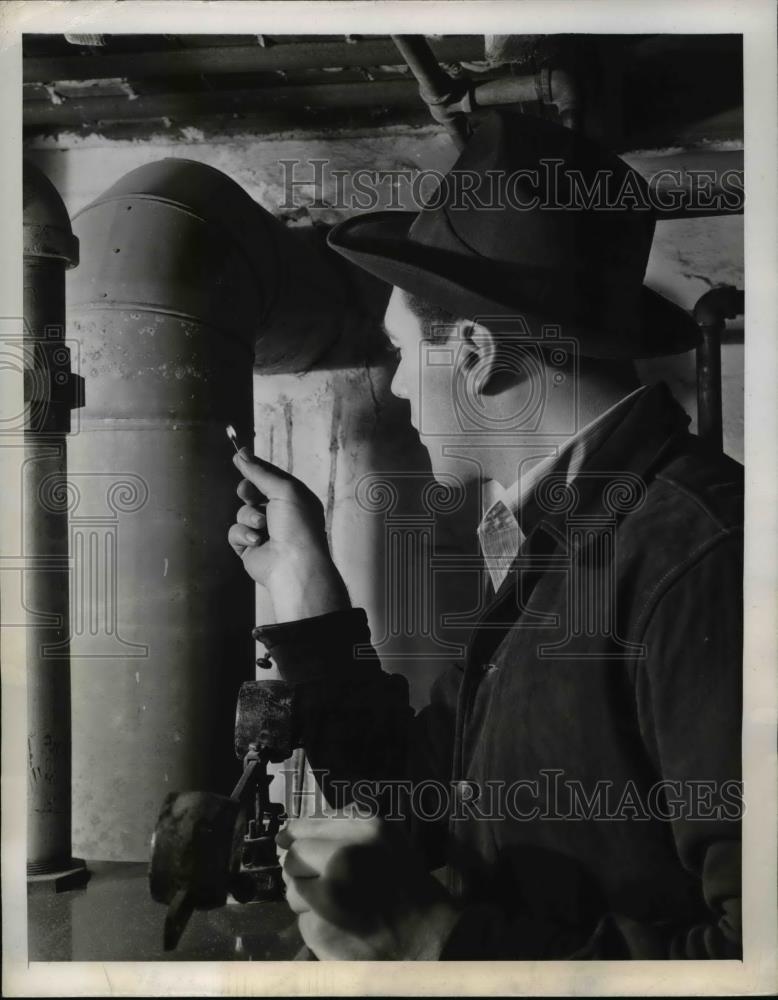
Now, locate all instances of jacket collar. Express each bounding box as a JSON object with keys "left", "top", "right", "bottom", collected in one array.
[
  {"left": 520, "top": 380, "right": 690, "bottom": 543},
  {"left": 466, "top": 381, "right": 691, "bottom": 668},
  {"left": 477, "top": 385, "right": 648, "bottom": 590}
]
